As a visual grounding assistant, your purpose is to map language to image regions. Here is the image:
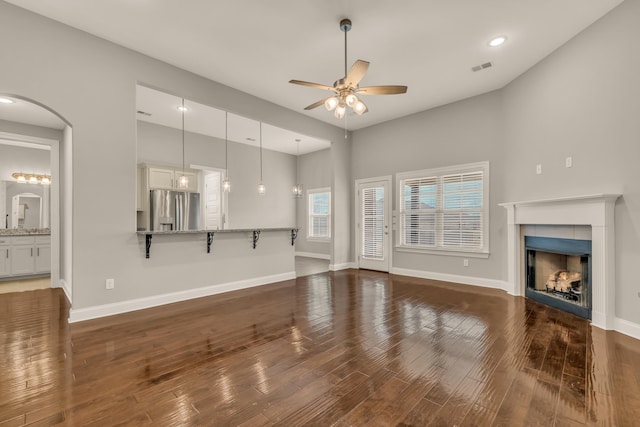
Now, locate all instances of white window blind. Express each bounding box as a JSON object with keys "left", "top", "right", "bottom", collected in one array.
[
  {"left": 308, "top": 189, "right": 331, "bottom": 239},
  {"left": 398, "top": 162, "right": 488, "bottom": 254},
  {"left": 362, "top": 186, "right": 384, "bottom": 259}
]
